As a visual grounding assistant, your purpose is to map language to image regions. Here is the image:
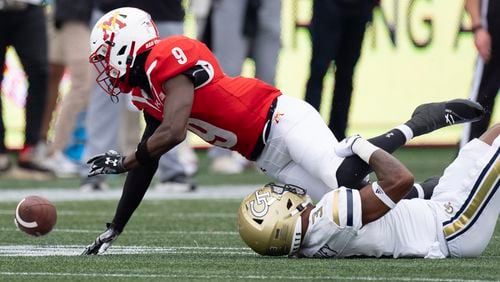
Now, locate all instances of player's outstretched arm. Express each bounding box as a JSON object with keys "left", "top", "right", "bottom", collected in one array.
[
  {"left": 121, "top": 74, "right": 194, "bottom": 170},
  {"left": 82, "top": 114, "right": 161, "bottom": 255}
]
